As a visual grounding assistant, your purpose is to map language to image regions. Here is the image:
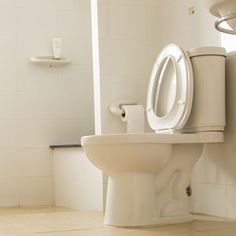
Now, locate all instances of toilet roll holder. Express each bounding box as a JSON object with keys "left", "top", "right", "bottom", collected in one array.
[{"left": 109, "top": 100, "right": 140, "bottom": 118}]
